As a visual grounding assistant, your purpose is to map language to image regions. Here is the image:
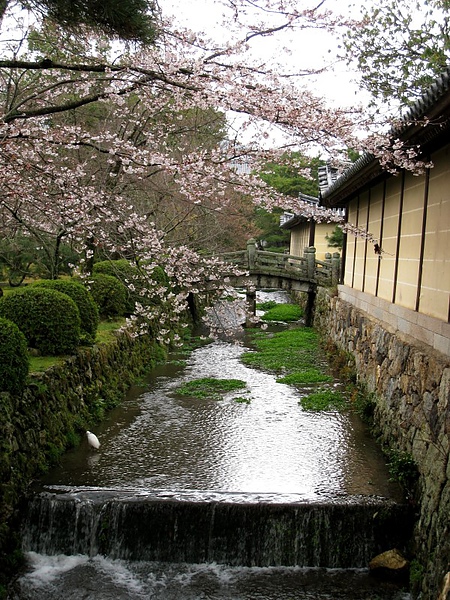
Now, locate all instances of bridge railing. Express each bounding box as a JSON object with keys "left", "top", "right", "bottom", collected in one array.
[{"left": 219, "top": 239, "right": 341, "bottom": 286}]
